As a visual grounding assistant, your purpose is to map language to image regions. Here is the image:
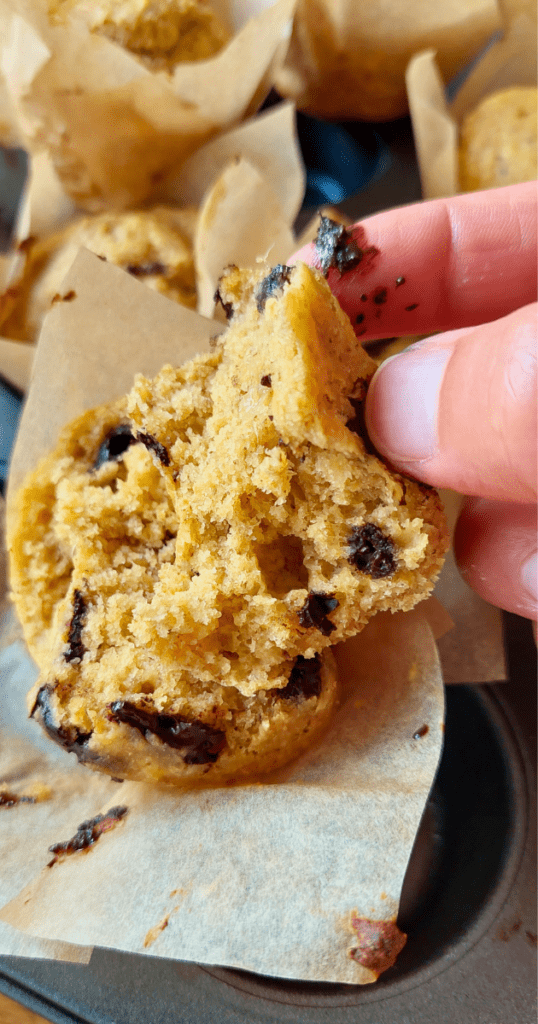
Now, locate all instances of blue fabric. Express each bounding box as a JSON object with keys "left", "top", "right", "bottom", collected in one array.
[
  {"left": 0, "top": 378, "right": 22, "bottom": 494},
  {"left": 297, "top": 114, "right": 392, "bottom": 207}
]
